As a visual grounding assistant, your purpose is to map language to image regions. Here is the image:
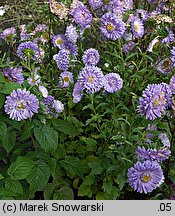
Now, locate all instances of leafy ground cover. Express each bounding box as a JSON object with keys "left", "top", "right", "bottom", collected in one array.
[{"left": 0, "top": 0, "right": 175, "bottom": 200}]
